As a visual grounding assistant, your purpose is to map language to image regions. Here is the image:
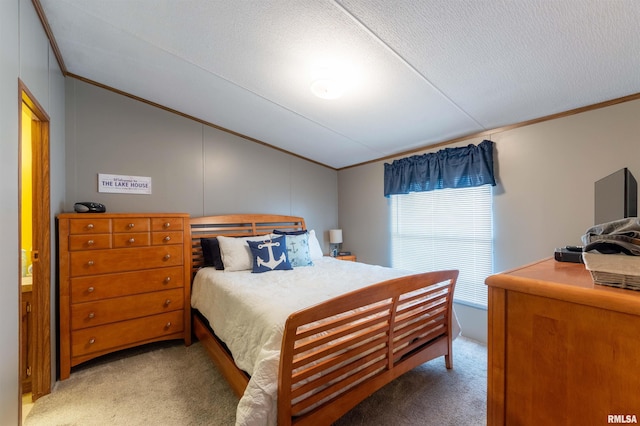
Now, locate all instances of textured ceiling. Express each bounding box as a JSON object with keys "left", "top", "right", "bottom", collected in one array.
[{"left": 40, "top": 0, "right": 640, "bottom": 169}]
